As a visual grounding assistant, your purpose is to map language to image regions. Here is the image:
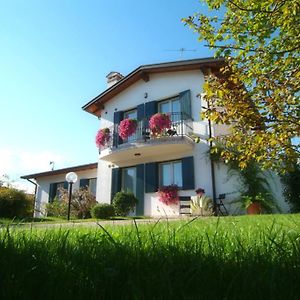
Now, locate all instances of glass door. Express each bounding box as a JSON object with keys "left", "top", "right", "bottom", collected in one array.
[
  {"left": 122, "top": 167, "right": 137, "bottom": 215},
  {"left": 123, "top": 109, "right": 137, "bottom": 143}
]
